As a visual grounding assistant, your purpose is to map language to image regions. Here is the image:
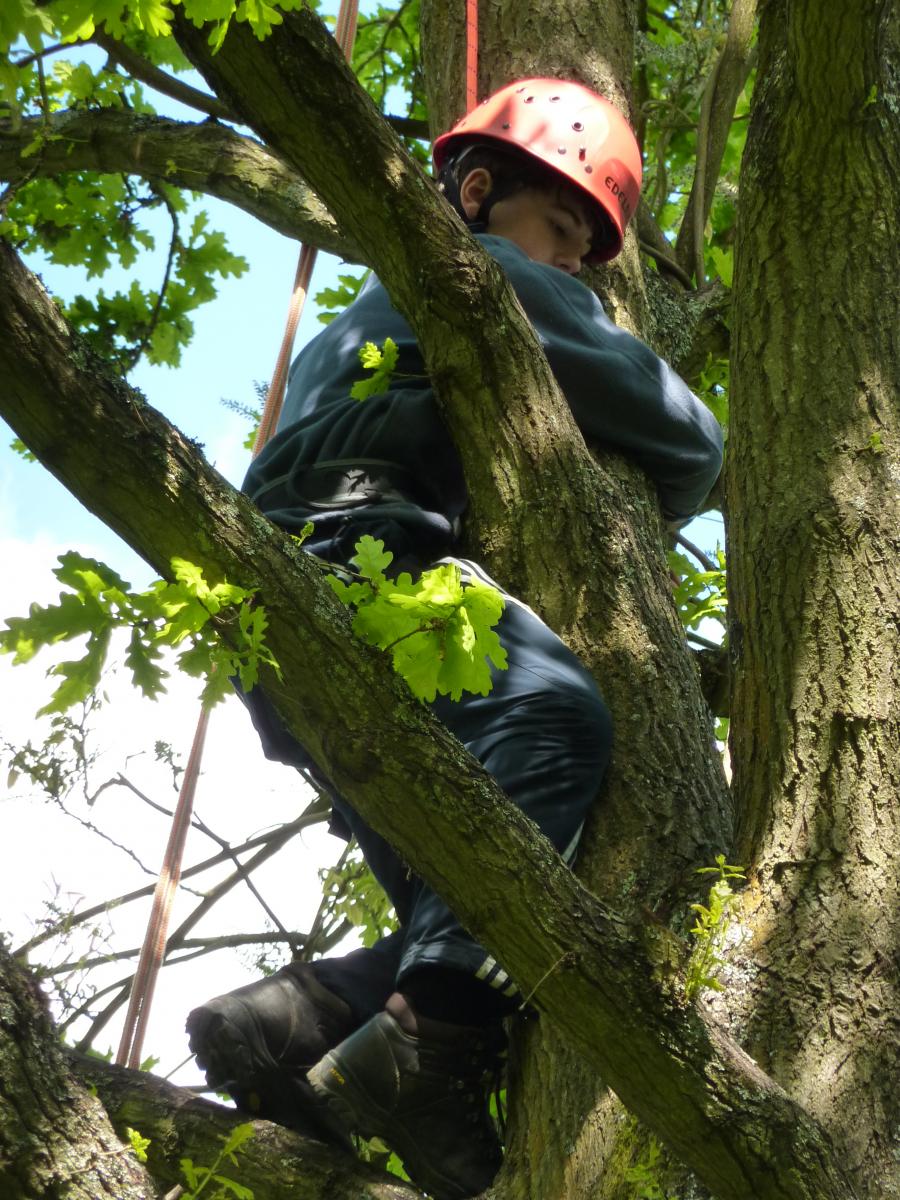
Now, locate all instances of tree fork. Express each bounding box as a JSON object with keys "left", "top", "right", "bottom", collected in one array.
[{"left": 0, "top": 240, "right": 859, "bottom": 1200}]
